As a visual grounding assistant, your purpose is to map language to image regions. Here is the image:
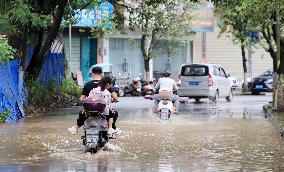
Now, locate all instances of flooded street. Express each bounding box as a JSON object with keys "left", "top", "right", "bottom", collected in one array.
[{"left": 1, "top": 95, "right": 284, "bottom": 171}]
